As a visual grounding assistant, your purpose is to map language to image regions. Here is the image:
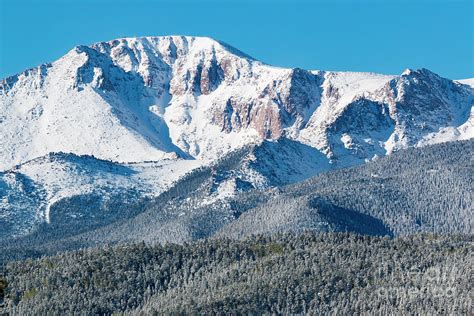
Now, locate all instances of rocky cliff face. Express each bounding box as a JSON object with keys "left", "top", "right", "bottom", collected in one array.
[
  {"left": 1, "top": 36, "right": 473, "bottom": 172},
  {"left": 1, "top": 35, "right": 473, "bottom": 241}
]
